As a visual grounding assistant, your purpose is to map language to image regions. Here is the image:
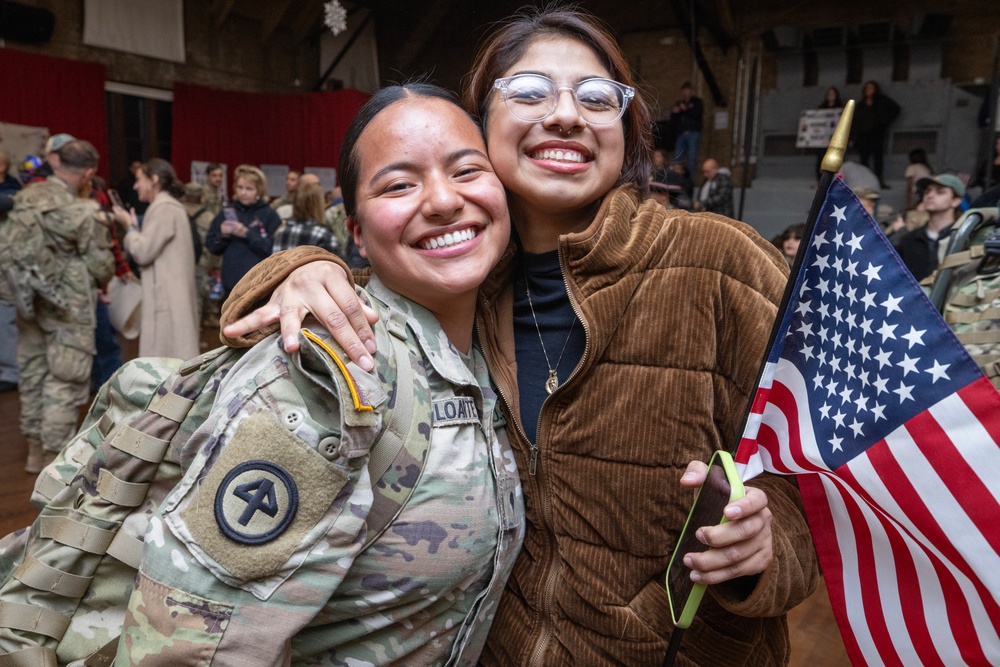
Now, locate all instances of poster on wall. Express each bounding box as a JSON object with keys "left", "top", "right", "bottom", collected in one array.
[
  {"left": 304, "top": 167, "right": 338, "bottom": 195},
  {"left": 0, "top": 122, "right": 49, "bottom": 183},
  {"left": 260, "top": 164, "right": 290, "bottom": 199},
  {"left": 796, "top": 108, "right": 843, "bottom": 149}
]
